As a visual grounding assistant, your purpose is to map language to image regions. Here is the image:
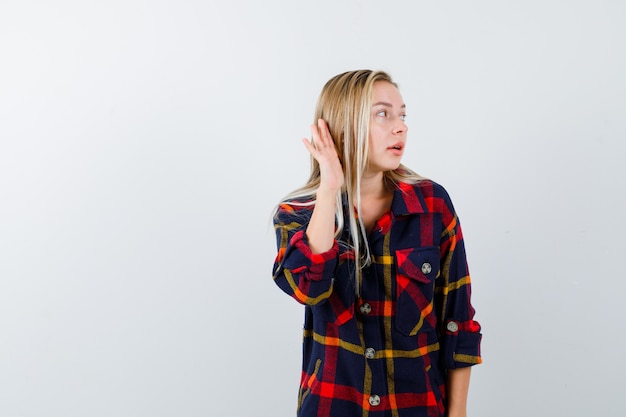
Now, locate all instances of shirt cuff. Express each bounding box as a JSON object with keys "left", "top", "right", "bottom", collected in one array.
[
  {"left": 441, "top": 319, "right": 482, "bottom": 368},
  {"left": 282, "top": 230, "right": 339, "bottom": 282}
]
